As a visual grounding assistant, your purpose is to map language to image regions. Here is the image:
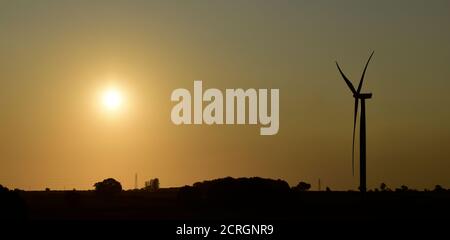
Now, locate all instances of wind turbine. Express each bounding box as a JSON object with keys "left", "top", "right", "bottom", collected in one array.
[{"left": 336, "top": 51, "right": 374, "bottom": 193}]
